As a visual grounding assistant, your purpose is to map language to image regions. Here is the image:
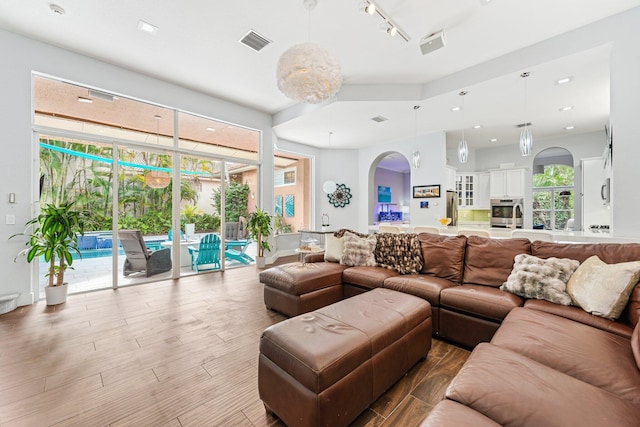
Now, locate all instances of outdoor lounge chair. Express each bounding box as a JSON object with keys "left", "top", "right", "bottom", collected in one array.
[
  {"left": 188, "top": 233, "right": 221, "bottom": 272},
  {"left": 224, "top": 238, "right": 254, "bottom": 265},
  {"left": 119, "top": 230, "right": 172, "bottom": 277}
]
